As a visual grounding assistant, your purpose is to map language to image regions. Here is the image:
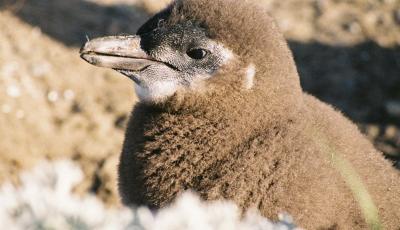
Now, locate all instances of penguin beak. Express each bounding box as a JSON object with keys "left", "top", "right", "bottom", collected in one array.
[{"left": 80, "top": 35, "right": 156, "bottom": 72}]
